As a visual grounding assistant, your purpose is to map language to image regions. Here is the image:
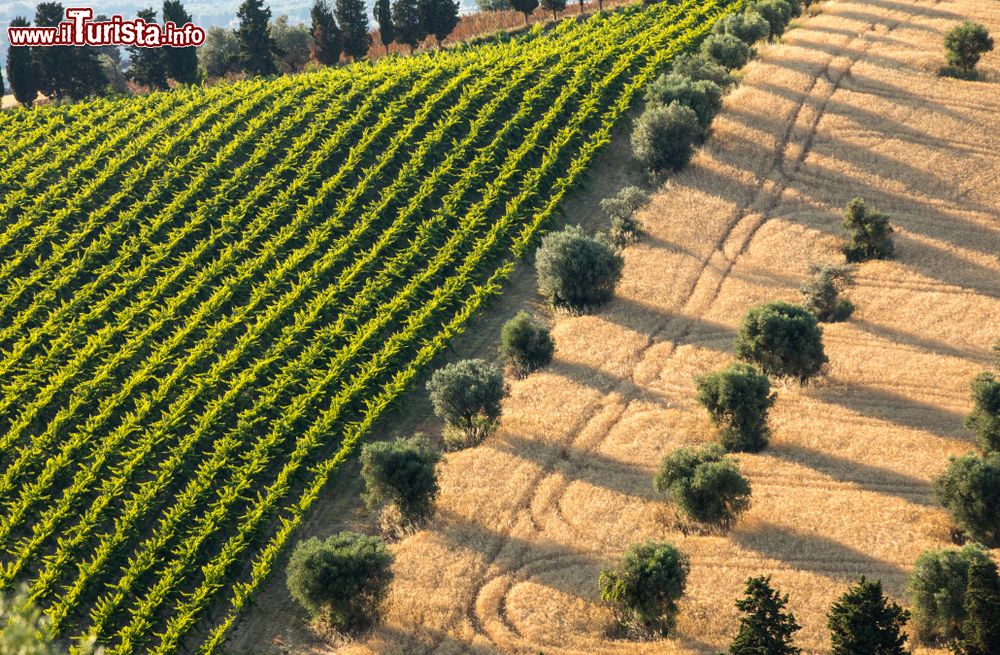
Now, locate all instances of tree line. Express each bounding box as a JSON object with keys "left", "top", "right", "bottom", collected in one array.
[{"left": 3, "top": 0, "right": 460, "bottom": 107}]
